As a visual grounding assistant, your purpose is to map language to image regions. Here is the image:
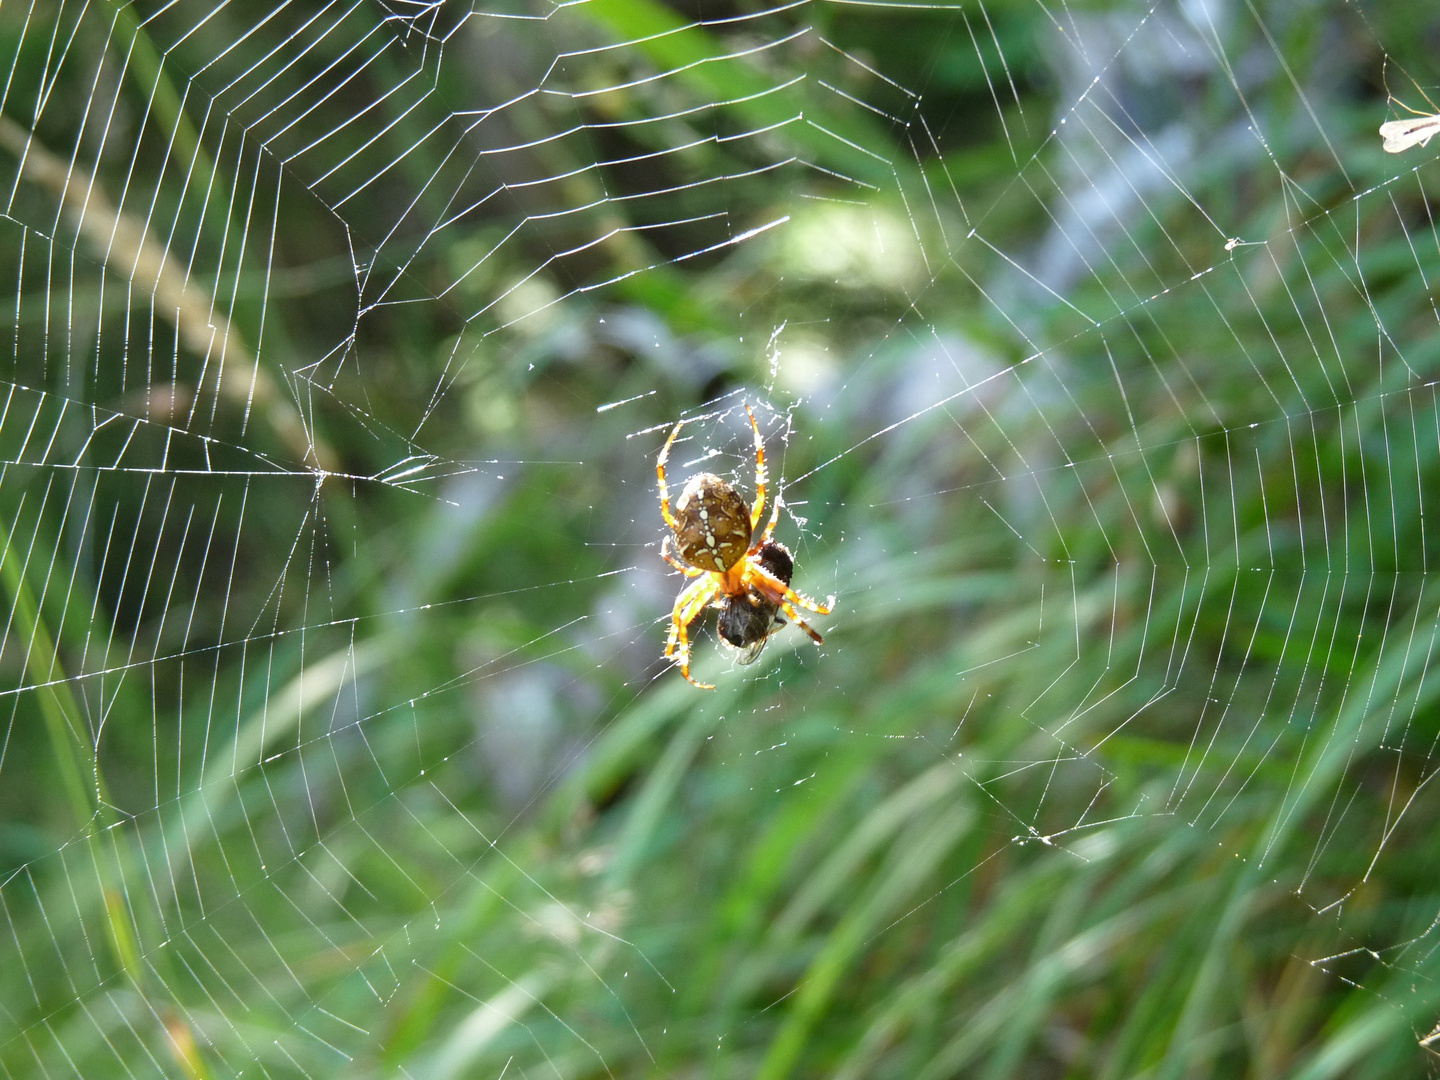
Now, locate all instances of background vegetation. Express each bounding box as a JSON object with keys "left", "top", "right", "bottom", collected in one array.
[{"left": 2, "top": 0, "right": 1440, "bottom": 1076}]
